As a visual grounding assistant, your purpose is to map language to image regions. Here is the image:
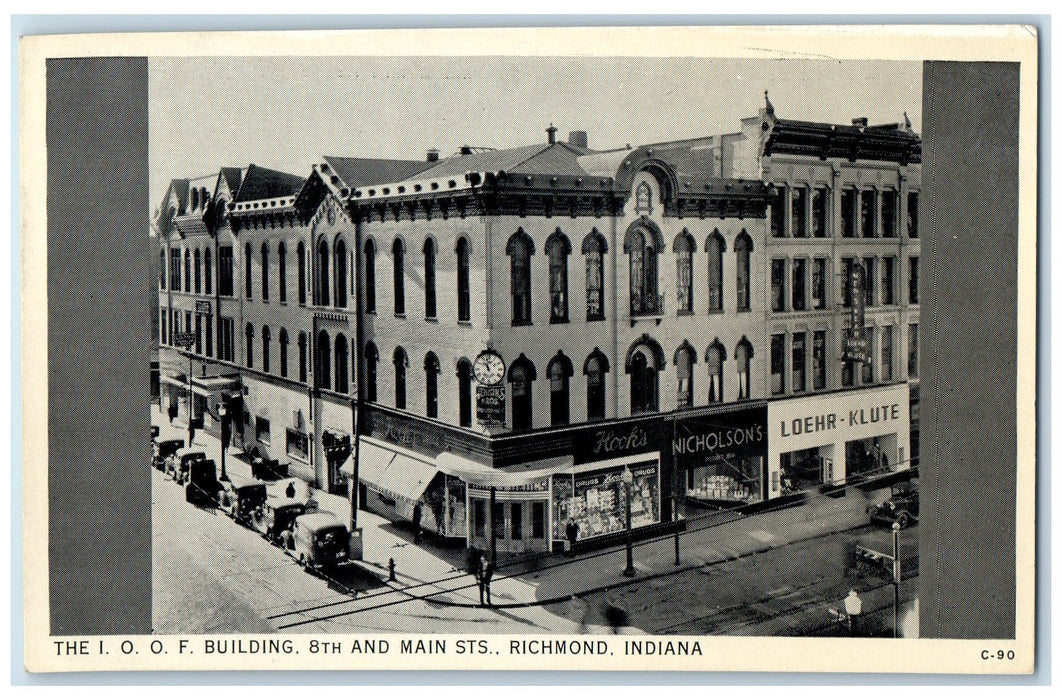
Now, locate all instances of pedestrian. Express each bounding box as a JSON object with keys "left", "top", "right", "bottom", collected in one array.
[
  {"left": 285, "top": 480, "right": 296, "bottom": 499},
  {"left": 168, "top": 402, "right": 177, "bottom": 424},
  {"left": 412, "top": 501, "right": 423, "bottom": 544},
  {"left": 478, "top": 555, "right": 494, "bottom": 607},
  {"left": 279, "top": 526, "right": 295, "bottom": 551},
  {"left": 565, "top": 517, "right": 580, "bottom": 557}
]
